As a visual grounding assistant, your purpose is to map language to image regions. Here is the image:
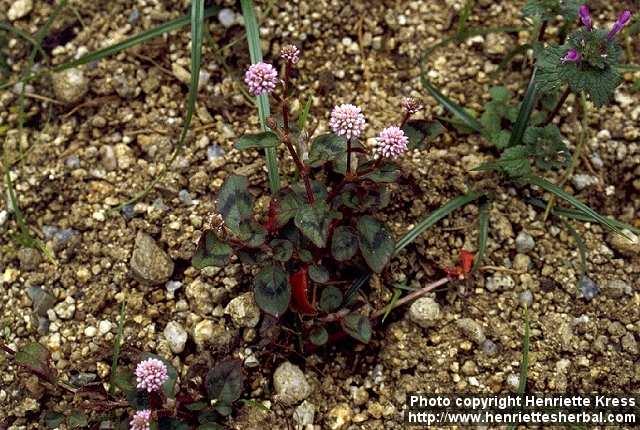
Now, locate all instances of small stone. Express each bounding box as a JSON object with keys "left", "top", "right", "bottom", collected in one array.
[
  {"left": 26, "top": 287, "right": 56, "bottom": 317},
  {"left": 192, "top": 319, "right": 232, "bottom": 350},
  {"left": 481, "top": 339, "right": 498, "bottom": 355},
  {"left": 293, "top": 400, "right": 315, "bottom": 427},
  {"left": 571, "top": 174, "right": 598, "bottom": 191},
  {"left": 8, "top": 0, "right": 33, "bottom": 21},
  {"left": 456, "top": 318, "right": 486, "bottom": 345},
  {"left": 65, "top": 155, "right": 80, "bottom": 169},
  {"left": 178, "top": 189, "right": 193, "bottom": 206},
  {"left": 128, "top": 8, "right": 140, "bottom": 23},
  {"left": 325, "top": 403, "right": 353, "bottom": 430},
  {"left": 602, "top": 279, "right": 632, "bottom": 298},
  {"left": 52, "top": 68, "right": 89, "bottom": 104},
  {"left": 506, "top": 374, "right": 520, "bottom": 389},
  {"left": 515, "top": 231, "right": 535, "bottom": 253},
  {"left": 17, "top": 247, "right": 42, "bottom": 271},
  {"left": 579, "top": 276, "right": 599, "bottom": 301},
  {"left": 273, "top": 361, "right": 311, "bottom": 405},
  {"left": 84, "top": 326, "right": 97, "bottom": 337},
  {"left": 407, "top": 297, "right": 440, "bottom": 328},
  {"left": 485, "top": 274, "right": 515, "bottom": 292},
  {"left": 207, "top": 144, "right": 225, "bottom": 161},
  {"left": 164, "top": 321, "right": 188, "bottom": 354},
  {"left": 193, "top": 320, "right": 215, "bottom": 349},
  {"left": 218, "top": 8, "right": 236, "bottom": 27},
  {"left": 461, "top": 360, "right": 478, "bottom": 376},
  {"left": 621, "top": 332, "right": 638, "bottom": 354},
  {"left": 130, "top": 231, "right": 174, "bottom": 285},
  {"left": 225, "top": 292, "right": 260, "bottom": 328},
  {"left": 54, "top": 297, "right": 76, "bottom": 320},
  {"left": 513, "top": 254, "right": 530, "bottom": 271},
  {"left": 518, "top": 290, "right": 533, "bottom": 307},
  {"left": 608, "top": 229, "right": 640, "bottom": 256},
  {"left": 98, "top": 320, "right": 112, "bottom": 335}
]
